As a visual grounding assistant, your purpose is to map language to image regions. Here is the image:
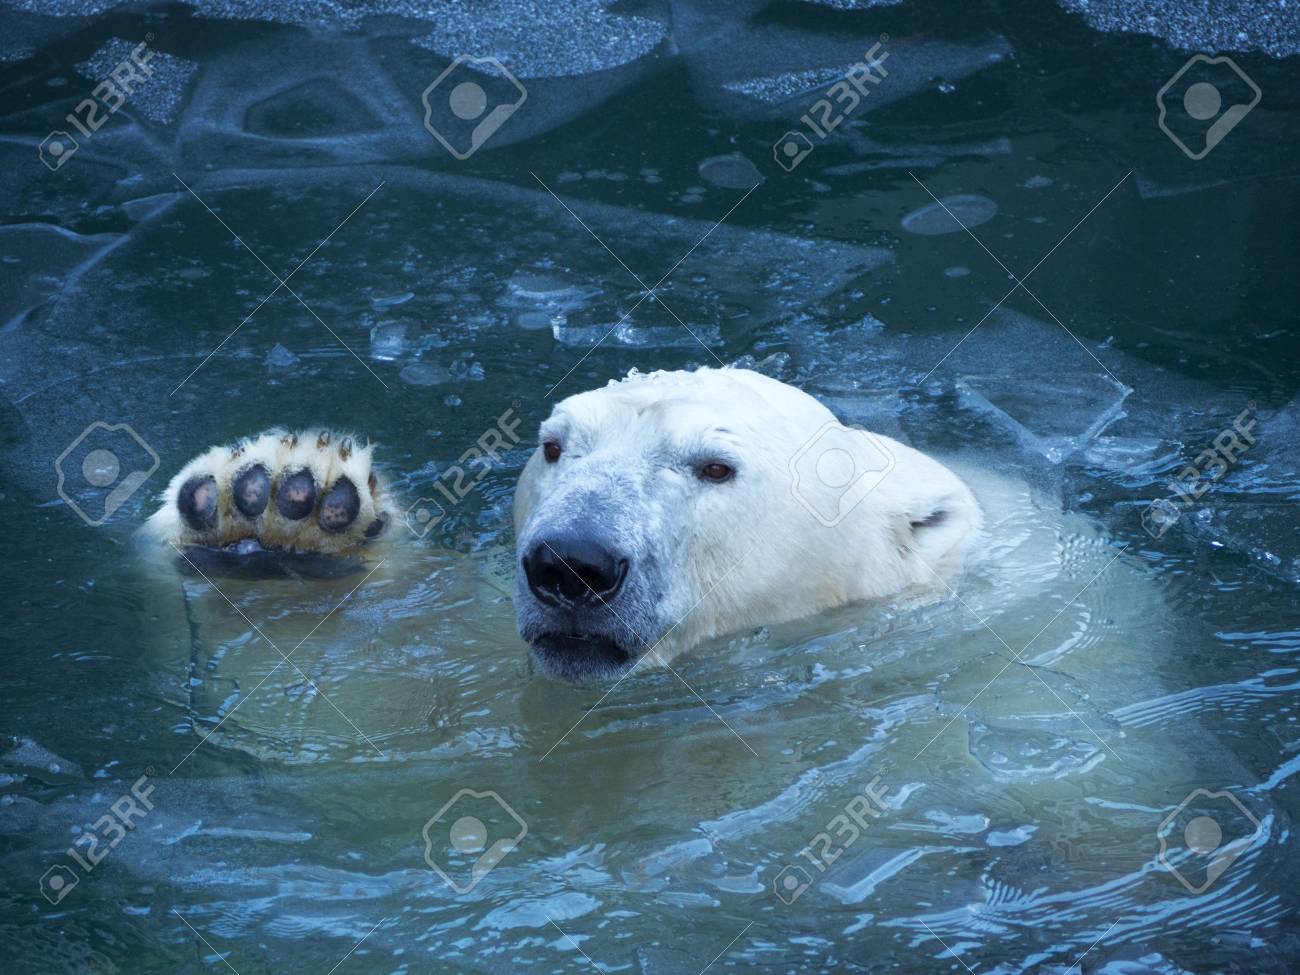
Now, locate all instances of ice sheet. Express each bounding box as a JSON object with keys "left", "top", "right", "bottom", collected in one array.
[
  {"left": 956, "top": 373, "right": 1132, "bottom": 463},
  {"left": 0, "top": 223, "right": 124, "bottom": 331},
  {"left": 75, "top": 38, "right": 198, "bottom": 125},
  {"left": 410, "top": 0, "right": 667, "bottom": 79},
  {"left": 1059, "top": 0, "right": 1300, "bottom": 57}
]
